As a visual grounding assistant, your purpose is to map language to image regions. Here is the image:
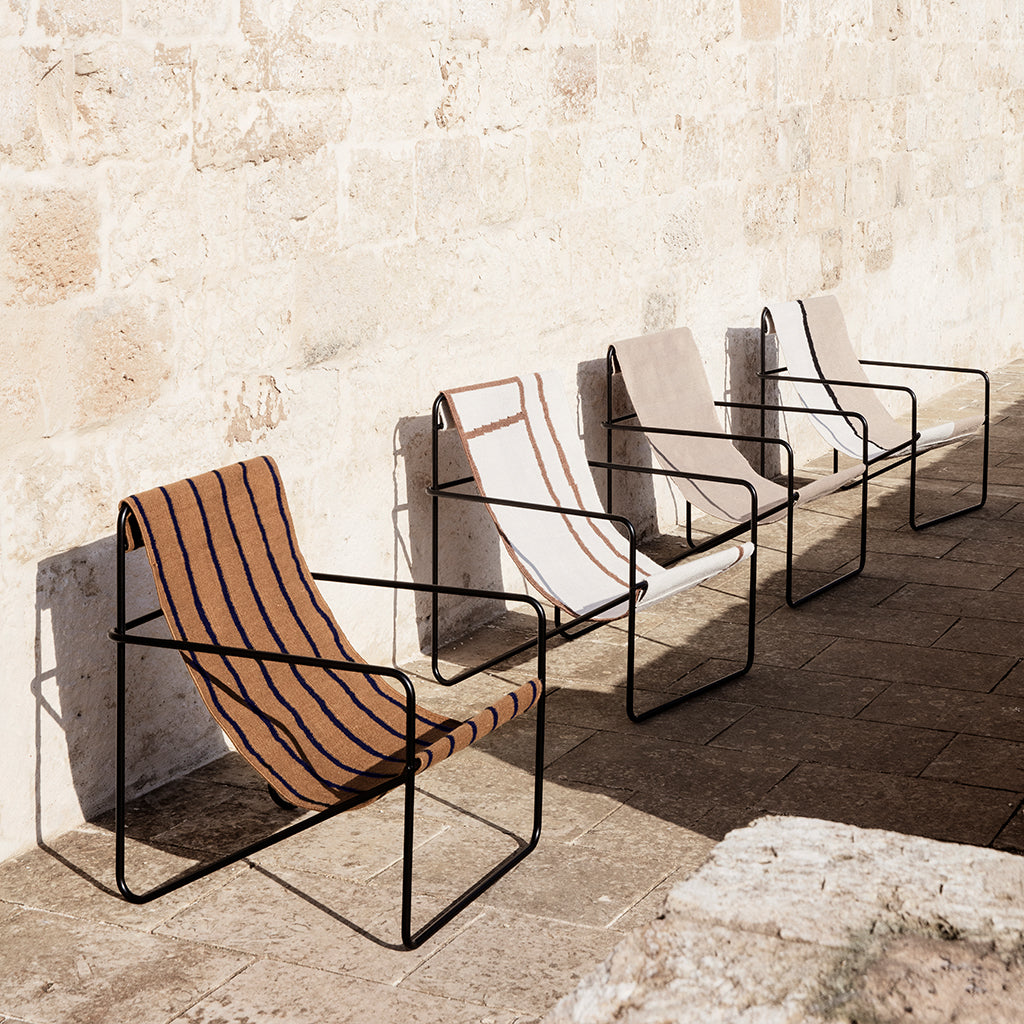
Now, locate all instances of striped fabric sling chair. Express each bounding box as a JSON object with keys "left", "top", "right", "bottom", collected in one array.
[
  {"left": 605, "top": 328, "right": 869, "bottom": 608},
  {"left": 110, "top": 455, "right": 546, "bottom": 949},
  {"left": 761, "top": 295, "right": 990, "bottom": 530},
  {"left": 428, "top": 372, "right": 756, "bottom": 723}
]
